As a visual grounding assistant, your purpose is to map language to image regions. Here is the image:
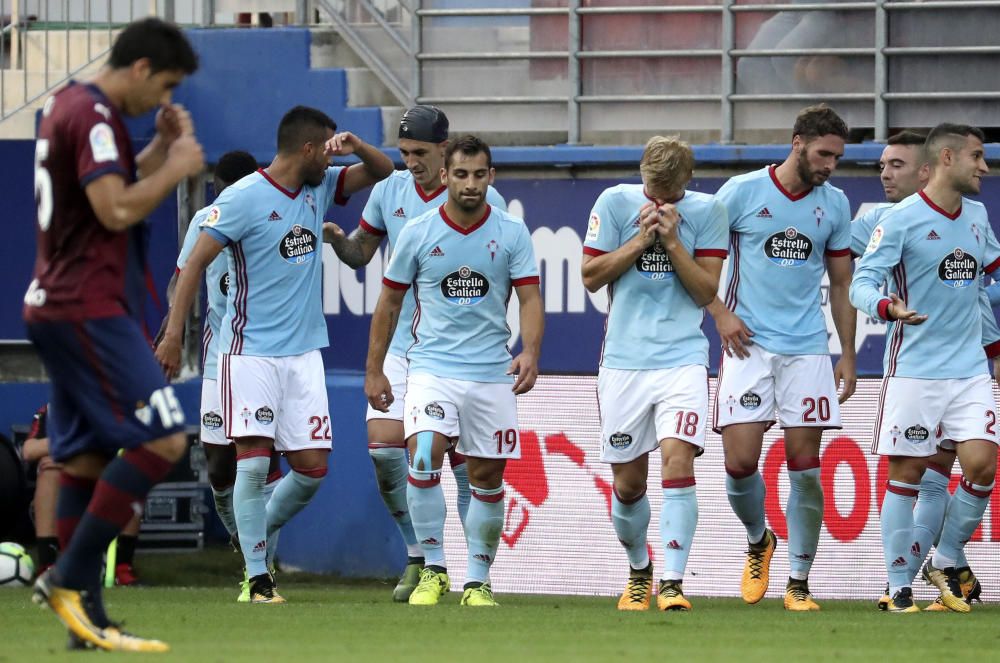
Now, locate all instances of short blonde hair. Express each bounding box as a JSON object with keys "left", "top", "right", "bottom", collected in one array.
[{"left": 640, "top": 136, "right": 694, "bottom": 196}]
